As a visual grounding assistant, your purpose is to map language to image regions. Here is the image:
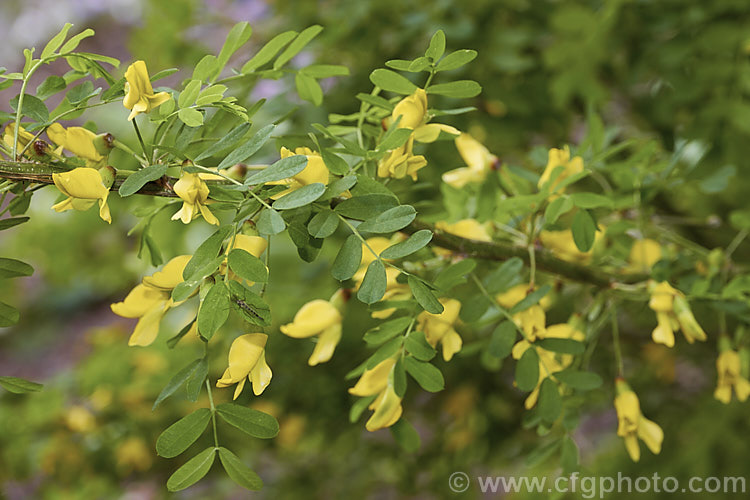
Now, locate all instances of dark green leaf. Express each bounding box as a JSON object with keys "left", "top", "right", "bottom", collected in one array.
[
  {"left": 357, "top": 205, "right": 416, "bottom": 233},
  {"left": 246, "top": 154, "right": 307, "bottom": 185},
  {"left": 272, "top": 183, "right": 326, "bottom": 210},
  {"left": 185, "top": 358, "right": 209, "bottom": 402},
  {"left": 364, "top": 316, "right": 412, "bottom": 345},
  {"left": 434, "top": 259, "right": 476, "bottom": 291},
  {"left": 320, "top": 149, "right": 349, "bottom": 176},
  {"left": 571, "top": 210, "right": 597, "bottom": 252},
  {"left": 560, "top": 436, "right": 580, "bottom": 474},
  {"left": 216, "top": 403, "right": 279, "bottom": 438},
  {"left": 183, "top": 226, "right": 233, "bottom": 280},
  {"left": 407, "top": 276, "right": 443, "bottom": 314},
  {"left": 256, "top": 208, "right": 286, "bottom": 235},
  {"left": 331, "top": 234, "right": 362, "bottom": 281},
  {"left": 153, "top": 359, "right": 204, "bottom": 410},
  {"left": 10, "top": 94, "right": 48, "bottom": 122},
  {"left": 307, "top": 209, "right": 339, "bottom": 238},
  {"left": 166, "top": 447, "right": 216, "bottom": 492},
  {"left": 334, "top": 194, "right": 399, "bottom": 220},
  {"left": 365, "top": 337, "right": 403, "bottom": 368},
  {"left": 435, "top": 49, "right": 478, "bottom": 71},
  {"left": 357, "top": 260, "right": 387, "bottom": 304},
  {"left": 227, "top": 281, "right": 272, "bottom": 326},
  {"left": 380, "top": 230, "right": 432, "bottom": 259},
  {"left": 0, "top": 258, "right": 33, "bottom": 279},
  {"left": 194, "top": 123, "right": 251, "bottom": 162},
  {"left": 118, "top": 165, "right": 167, "bottom": 197},
  {"left": 538, "top": 378, "right": 562, "bottom": 424},
  {"left": 554, "top": 370, "right": 603, "bottom": 391},
  {"left": 537, "top": 338, "right": 585, "bottom": 355},
  {"left": 218, "top": 447, "right": 263, "bottom": 490},
  {"left": 156, "top": 408, "right": 211, "bottom": 458},
  {"left": 0, "top": 376, "right": 42, "bottom": 394},
  {"left": 390, "top": 418, "right": 421, "bottom": 452},
  {"left": 228, "top": 249, "right": 268, "bottom": 282},
  {"left": 404, "top": 357, "right": 444, "bottom": 392},
  {"left": 488, "top": 321, "right": 516, "bottom": 359},
  {"left": 515, "top": 348, "right": 539, "bottom": 392},
  {"left": 404, "top": 330, "right": 436, "bottom": 361},
  {"left": 36, "top": 75, "right": 66, "bottom": 100},
  {"left": 0, "top": 217, "right": 29, "bottom": 231},
  {"left": 218, "top": 124, "right": 275, "bottom": 170},
  {"left": 197, "top": 283, "right": 230, "bottom": 340}
]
